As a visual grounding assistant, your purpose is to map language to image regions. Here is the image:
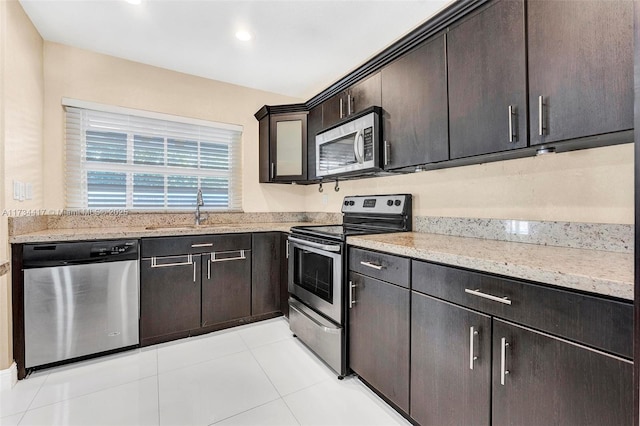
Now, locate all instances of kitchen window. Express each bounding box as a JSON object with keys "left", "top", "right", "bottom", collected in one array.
[{"left": 64, "top": 99, "right": 243, "bottom": 211}]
